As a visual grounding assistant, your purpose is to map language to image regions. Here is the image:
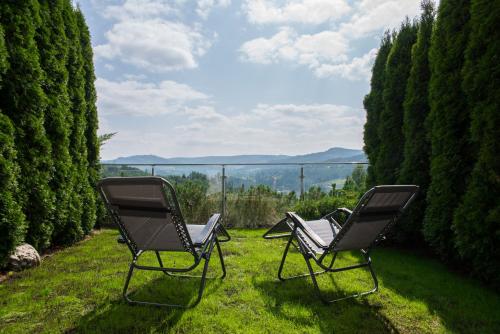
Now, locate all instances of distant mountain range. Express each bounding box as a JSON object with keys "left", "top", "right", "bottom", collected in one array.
[
  {"left": 102, "top": 147, "right": 367, "bottom": 165},
  {"left": 102, "top": 147, "right": 367, "bottom": 192}
]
